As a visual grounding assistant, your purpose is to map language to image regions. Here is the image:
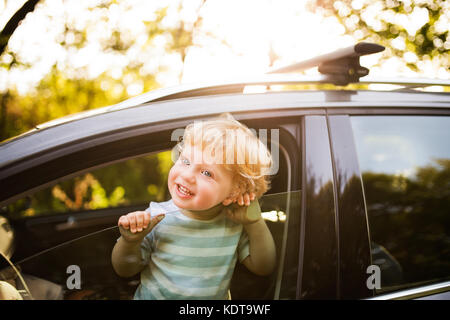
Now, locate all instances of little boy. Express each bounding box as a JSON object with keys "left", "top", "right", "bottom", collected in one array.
[{"left": 111, "top": 113, "right": 276, "bottom": 299}]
